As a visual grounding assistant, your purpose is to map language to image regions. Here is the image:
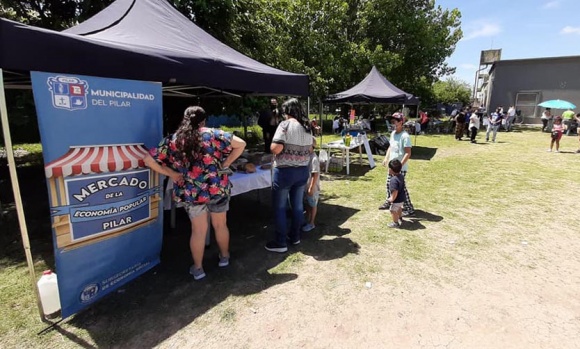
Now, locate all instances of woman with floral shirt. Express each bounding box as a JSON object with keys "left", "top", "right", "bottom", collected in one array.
[{"left": 144, "top": 106, "right": 246, "bottom": 280}]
